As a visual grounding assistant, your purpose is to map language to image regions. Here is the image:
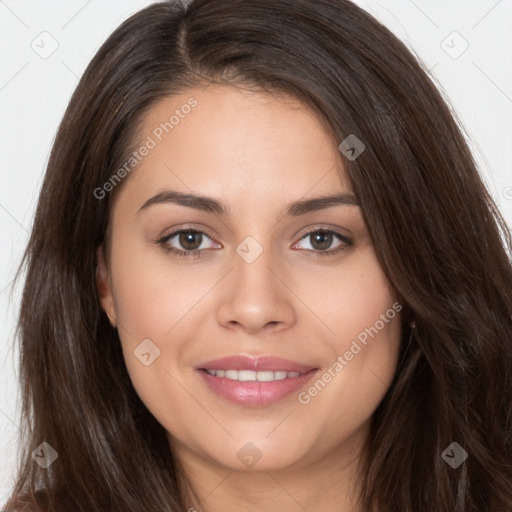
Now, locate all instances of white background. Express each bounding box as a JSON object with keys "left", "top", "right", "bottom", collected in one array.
[{"left": 1, "top": 0, "right": 511, "bottom": 502}]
